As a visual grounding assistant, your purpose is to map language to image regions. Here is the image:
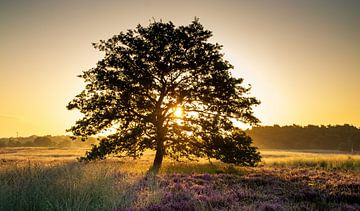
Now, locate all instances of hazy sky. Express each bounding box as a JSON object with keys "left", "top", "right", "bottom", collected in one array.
[{"left": 1, "top": 0, "right": 359, "bottom": 137}]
